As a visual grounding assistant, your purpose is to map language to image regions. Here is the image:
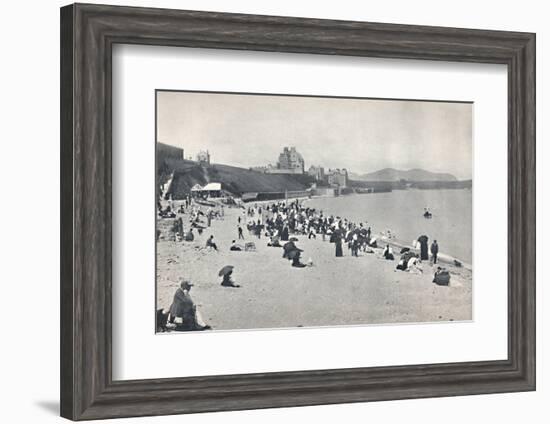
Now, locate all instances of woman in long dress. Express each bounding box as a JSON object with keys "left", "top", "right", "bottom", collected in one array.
[
  {"left": 280, "top": 225, "right": 289, "bottom": 241},
  {"left": 335, "top": 231, "right": 343, "bottom": 257},
  {"left": 169, "top": 280, "right": 210, "bottom": 331},
  {"left": 417, "top": 235, "right": 429, "bottom": 260}
]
